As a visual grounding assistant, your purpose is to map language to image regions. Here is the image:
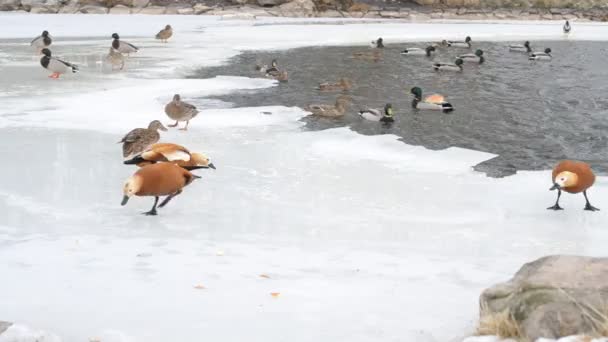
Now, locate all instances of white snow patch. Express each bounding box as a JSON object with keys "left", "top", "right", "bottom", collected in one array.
[{"left": 0, "top": 324, "right": 61, "bottom": 342}]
